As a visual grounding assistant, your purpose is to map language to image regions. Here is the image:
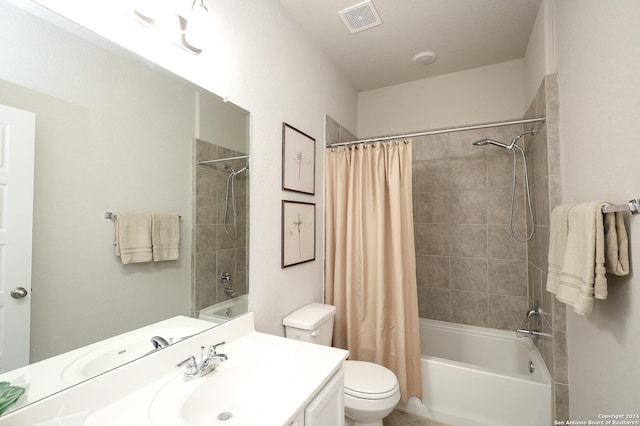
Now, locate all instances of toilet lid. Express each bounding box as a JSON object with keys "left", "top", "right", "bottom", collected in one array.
[{"left": 343, "top": 360, "right": 399, "bottom": 400}]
